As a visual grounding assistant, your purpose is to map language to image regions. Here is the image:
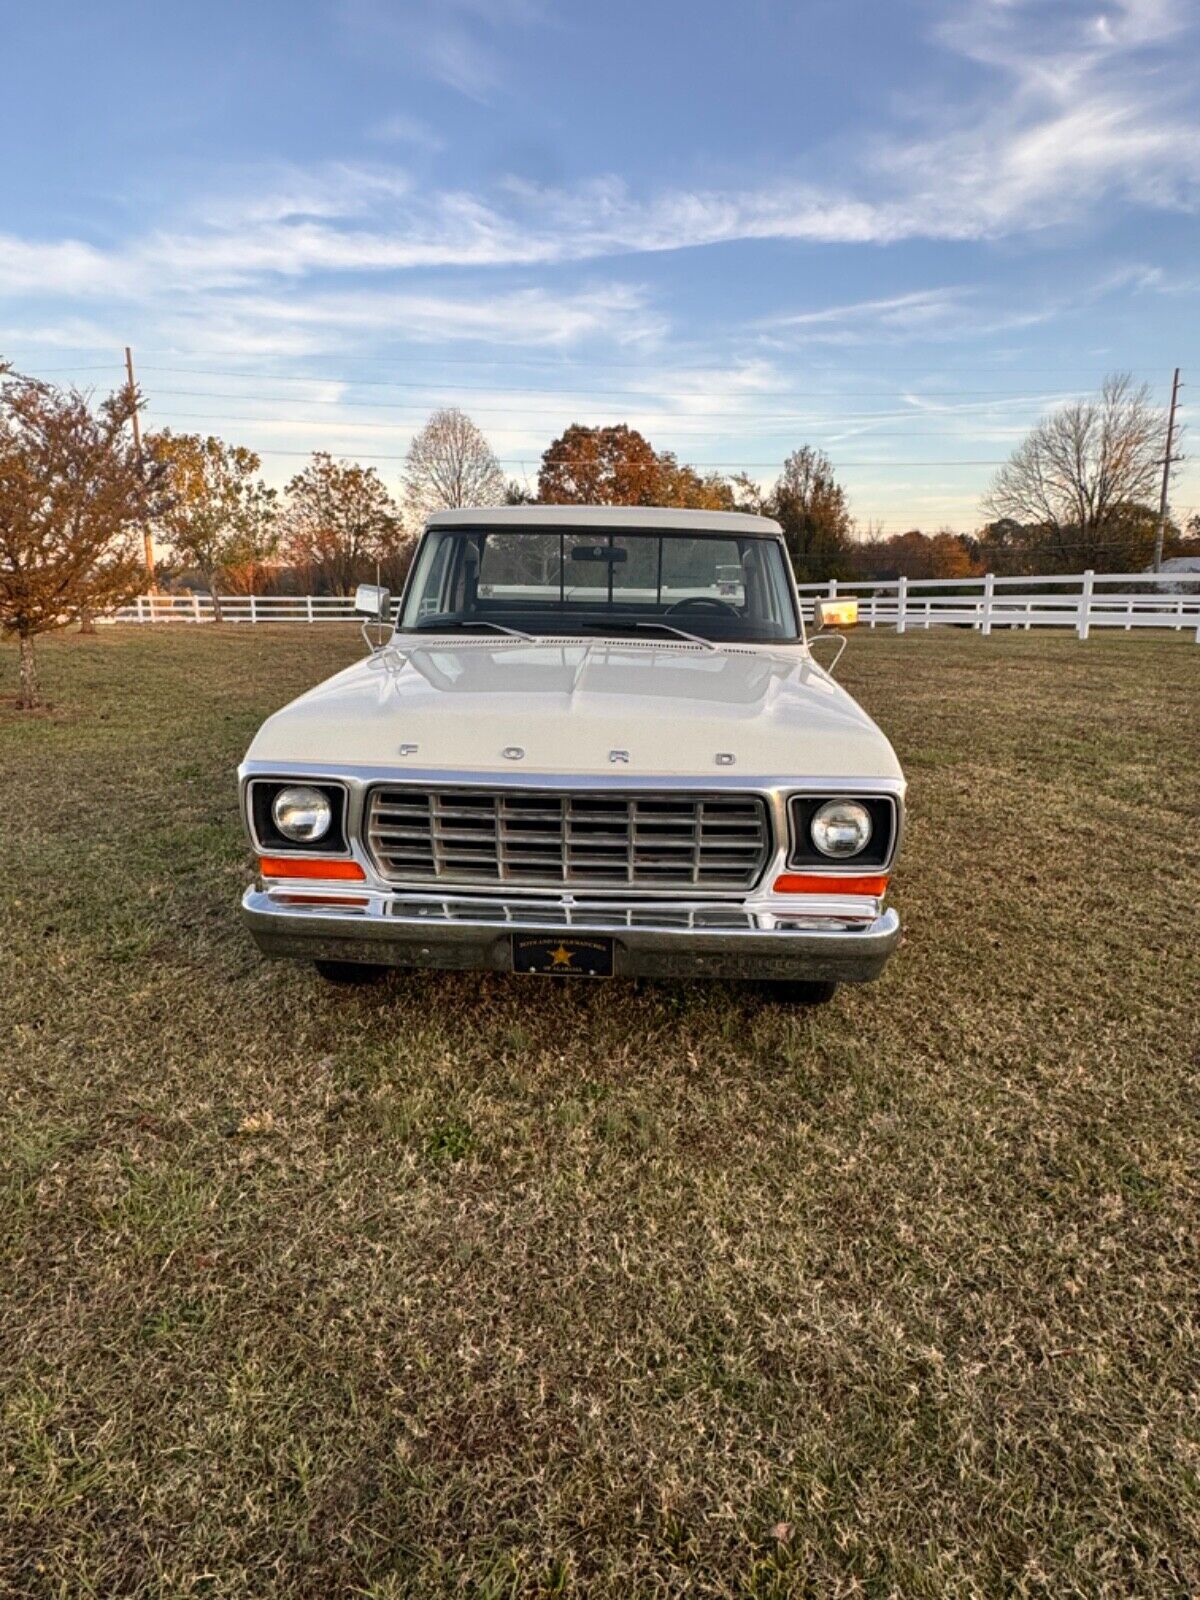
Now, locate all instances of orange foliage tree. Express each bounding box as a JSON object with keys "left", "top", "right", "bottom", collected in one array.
[
  {"left": 282, "top": 453, "right": 406, "bottom": 594},
  {"left": 537, "top": 423, "right": 734, "bottom": 509},
  {"left": 0, "top": 365, "right": 160, "bottom": 709}
]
